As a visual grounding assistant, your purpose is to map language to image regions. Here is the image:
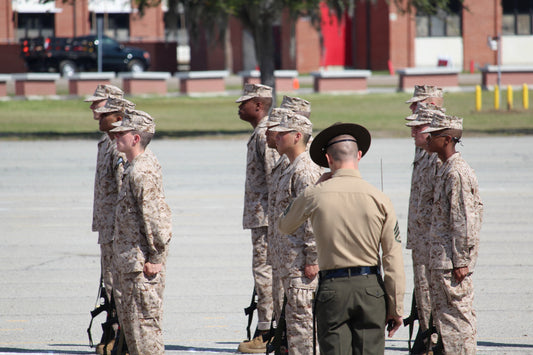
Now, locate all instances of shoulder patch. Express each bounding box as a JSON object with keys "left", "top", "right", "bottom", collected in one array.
[{"left": 394, "top": 221, "right": 401, "bottom": 243}]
